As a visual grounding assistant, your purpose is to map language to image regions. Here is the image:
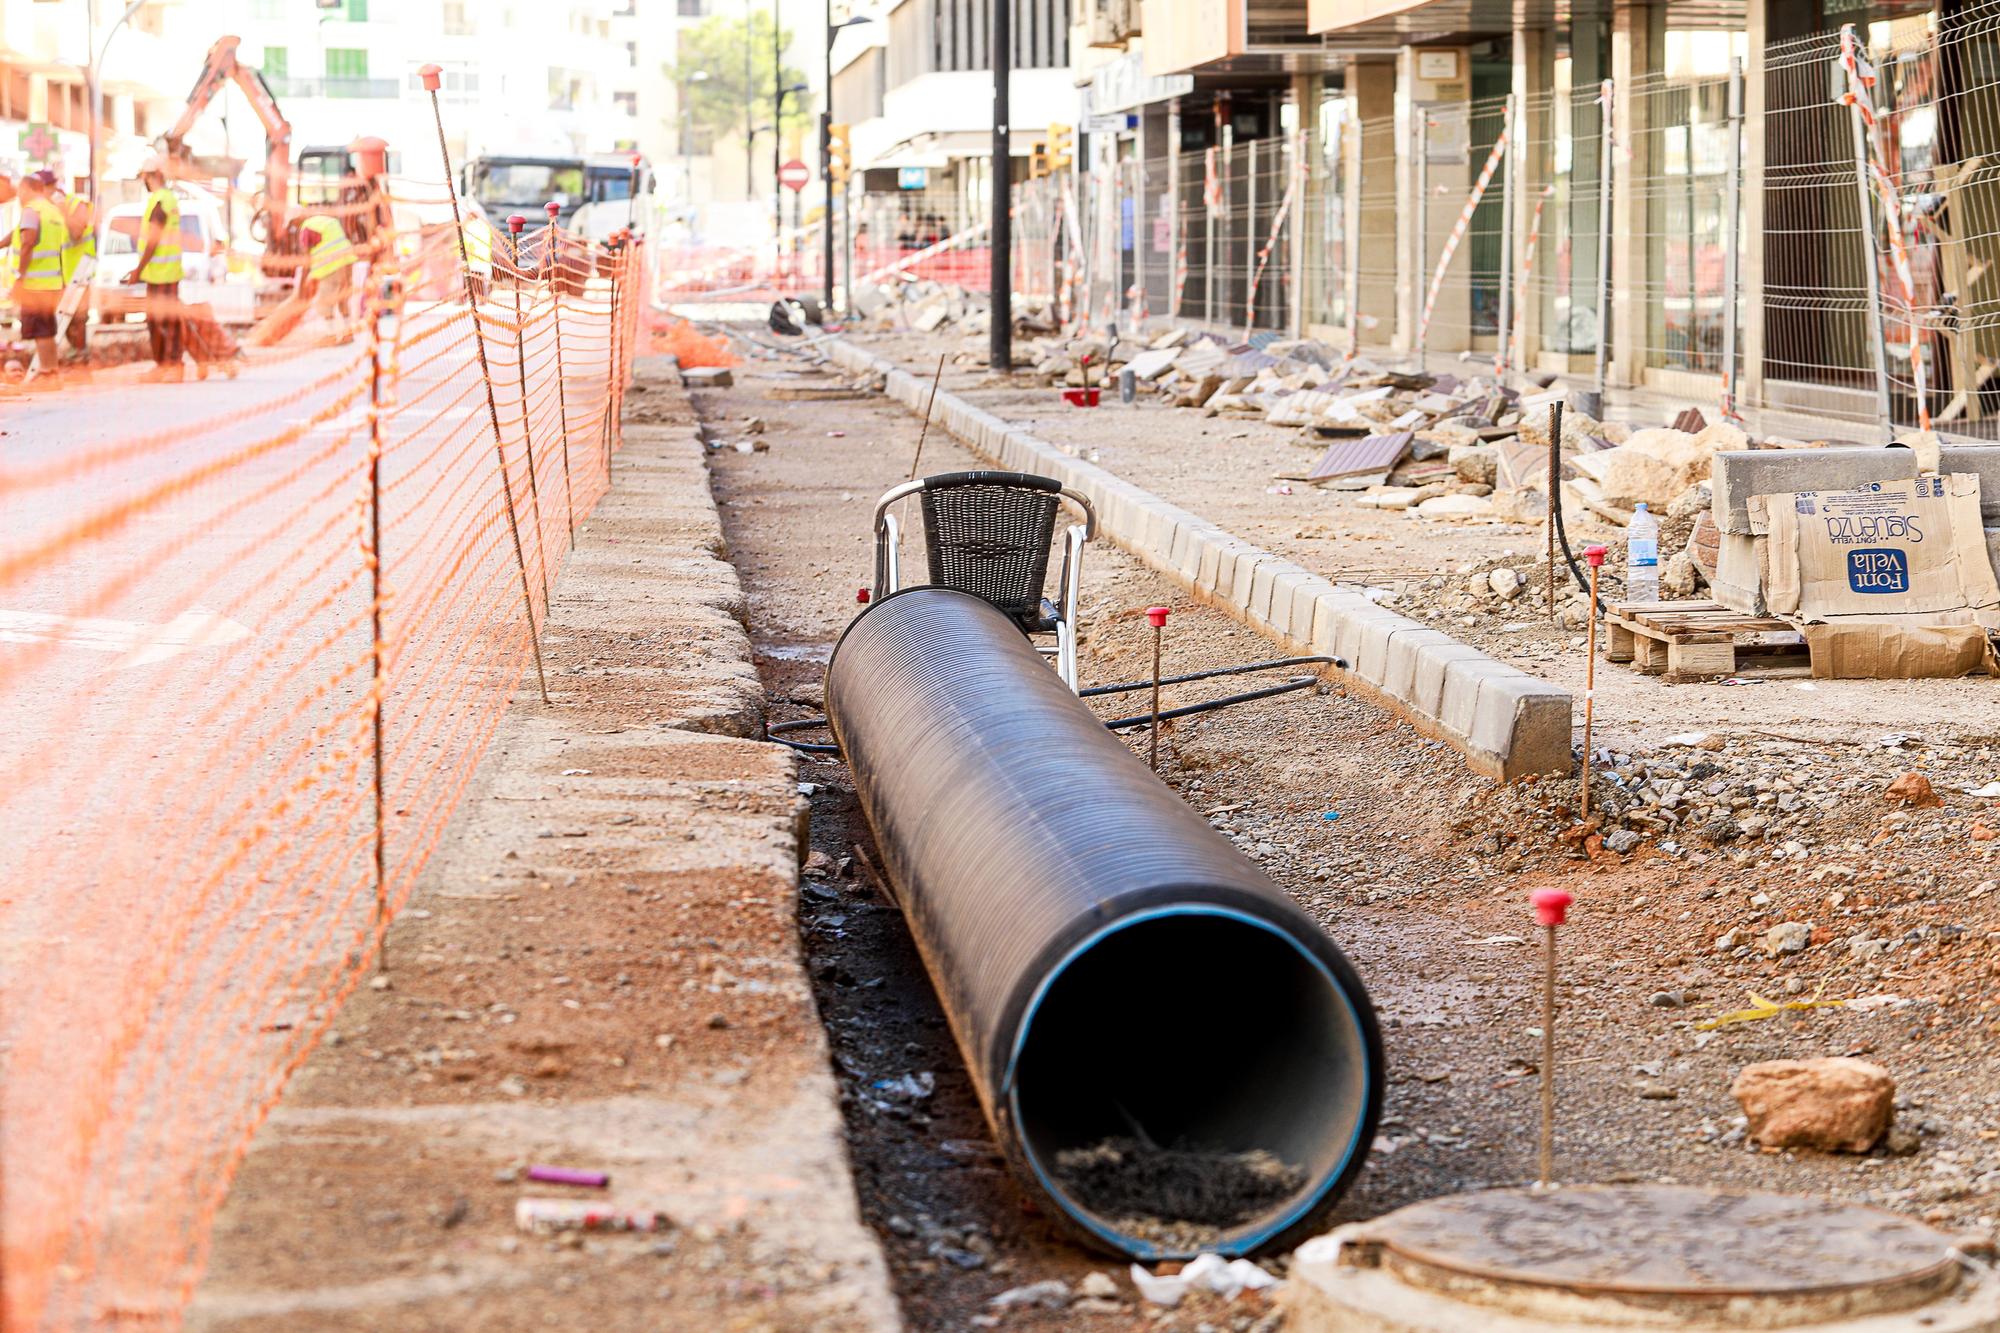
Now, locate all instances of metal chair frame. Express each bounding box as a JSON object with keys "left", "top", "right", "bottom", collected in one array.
[{"left": 872, "top": 471, "right": 1097, "bottom": 690}]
